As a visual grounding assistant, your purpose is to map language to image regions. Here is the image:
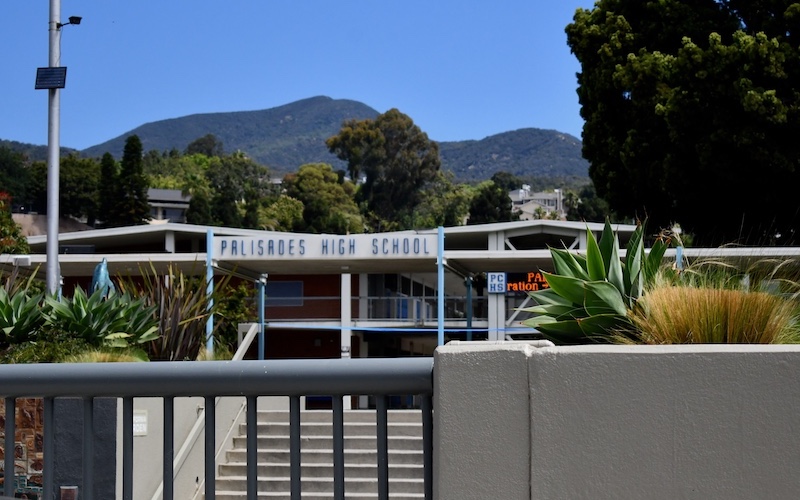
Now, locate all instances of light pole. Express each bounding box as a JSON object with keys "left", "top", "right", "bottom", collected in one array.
[{"left": 38, "top": 1, "right": 81, "bottom": 295}]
